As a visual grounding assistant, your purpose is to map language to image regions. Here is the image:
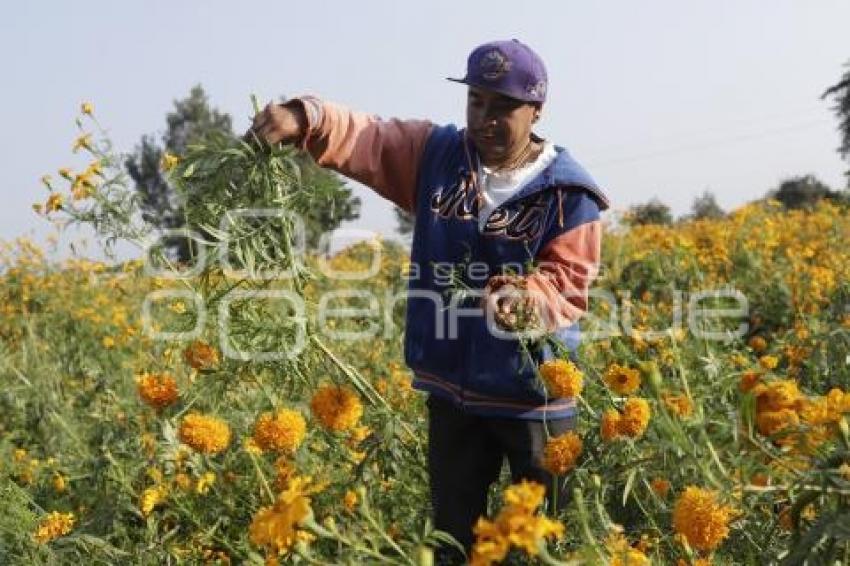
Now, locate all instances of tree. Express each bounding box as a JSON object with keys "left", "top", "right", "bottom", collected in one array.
[
  {"left": 625, "top": 198, "right": 673, "bottom": 226},
  {"left": 822, "top": 60, "right": 850, "bottom": 185},
  {"left": 125, "top": 85, "right": 359, "bottom": 256},
  {"left": 689, "top": 190, "right": 725, "bottom": 220},
  {"left": 768, "top": 174, "right": 843, "bottom": 210}
]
